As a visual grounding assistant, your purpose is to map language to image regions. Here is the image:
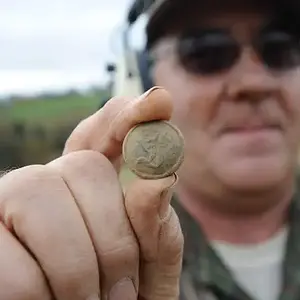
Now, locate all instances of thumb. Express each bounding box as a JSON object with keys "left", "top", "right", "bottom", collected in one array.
[
  {"left": 62, "top": 86, "right": 172, "bottom": 170},
  {"left": 124, "top": 174, "right": 183, "bottom": 300}
]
